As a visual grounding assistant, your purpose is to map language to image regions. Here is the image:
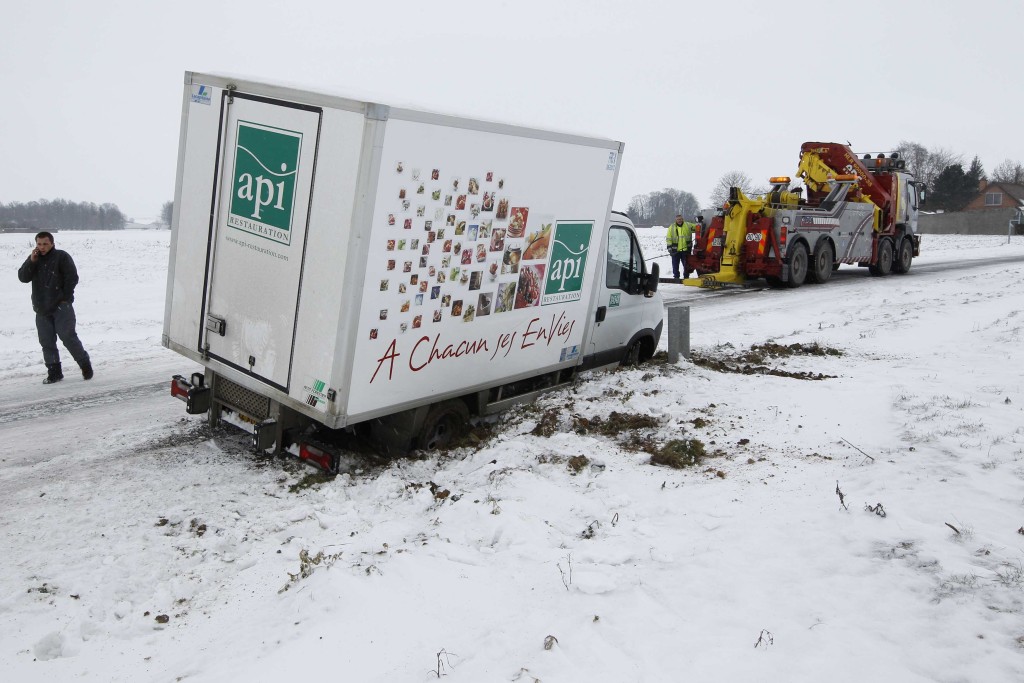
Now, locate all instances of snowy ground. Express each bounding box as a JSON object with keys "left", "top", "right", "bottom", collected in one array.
[{"left": 2, "top": 230, "right": 1023, "bottom": 682}]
